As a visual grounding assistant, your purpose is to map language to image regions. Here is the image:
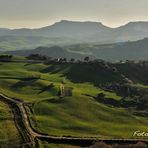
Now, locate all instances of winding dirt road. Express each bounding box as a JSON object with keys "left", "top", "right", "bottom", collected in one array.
[{"left": 0, "top": 93, "right": 148, "bottom": 148}]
